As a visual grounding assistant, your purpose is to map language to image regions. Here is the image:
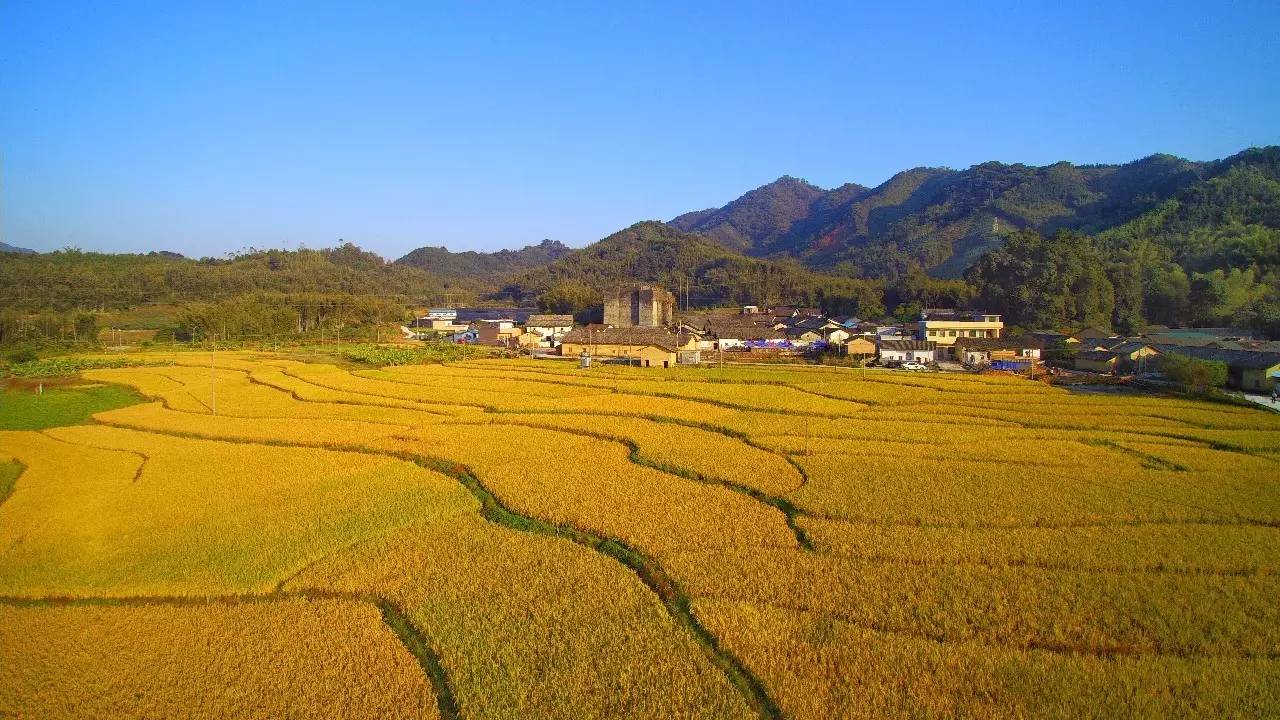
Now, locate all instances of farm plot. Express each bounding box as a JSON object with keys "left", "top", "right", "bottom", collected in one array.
[
  {"left": 0, "top": 598, "right": 441, "bottom": 720},
  {"left": 3, "top": 350, "right": 1278, "bottom": 719},
  {"left": 0, "top": 427, "right": 473, "bottom": 596}
]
